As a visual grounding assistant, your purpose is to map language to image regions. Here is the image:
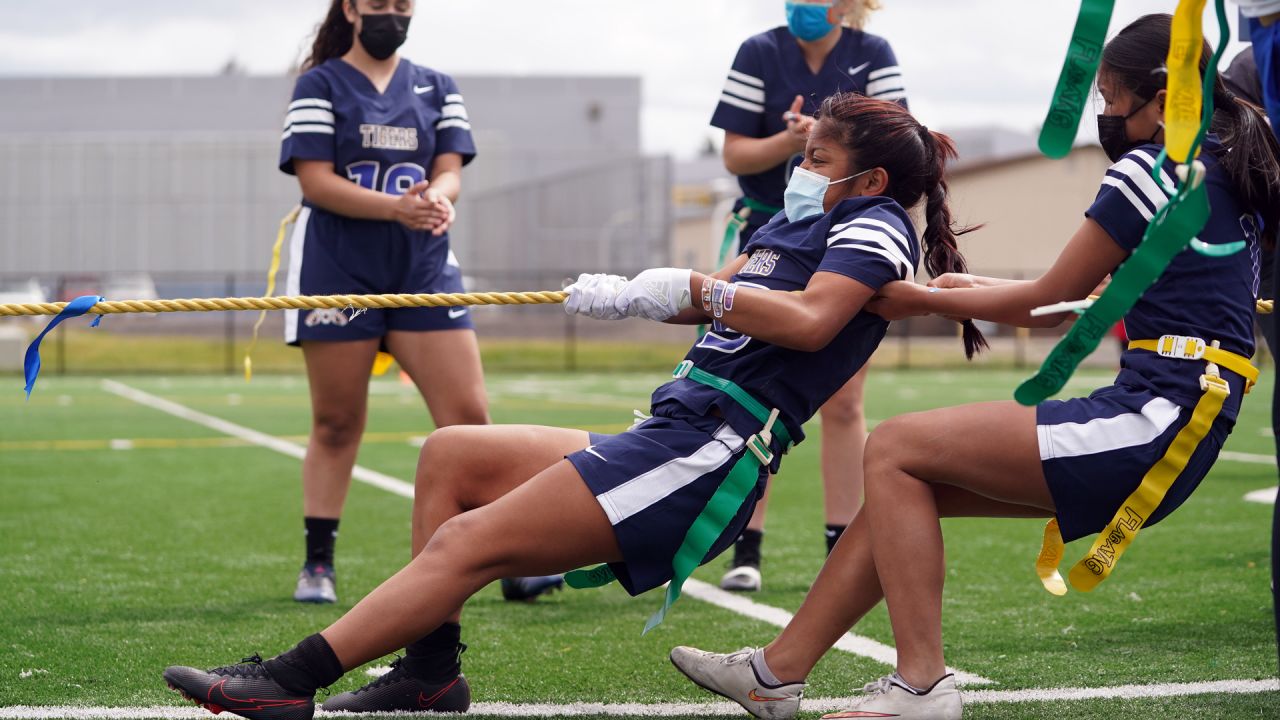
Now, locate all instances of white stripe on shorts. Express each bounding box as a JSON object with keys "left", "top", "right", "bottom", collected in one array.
[
  {"left": 283, "top": 207, "right": 311, "bottom": 344},
  {"left": 596, "top": 424, "right": 746, "bottom": 525},
  {"left": 1037, "top": 397, "right": 1181, "bottom": 460}
]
